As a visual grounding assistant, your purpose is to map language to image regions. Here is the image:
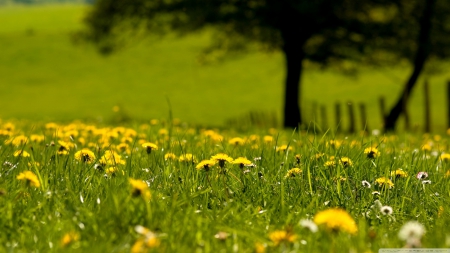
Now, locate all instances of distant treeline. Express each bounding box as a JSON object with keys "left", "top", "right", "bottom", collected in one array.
[{"left": 0, "top": 0, "right": 93, "bottom": 4}]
